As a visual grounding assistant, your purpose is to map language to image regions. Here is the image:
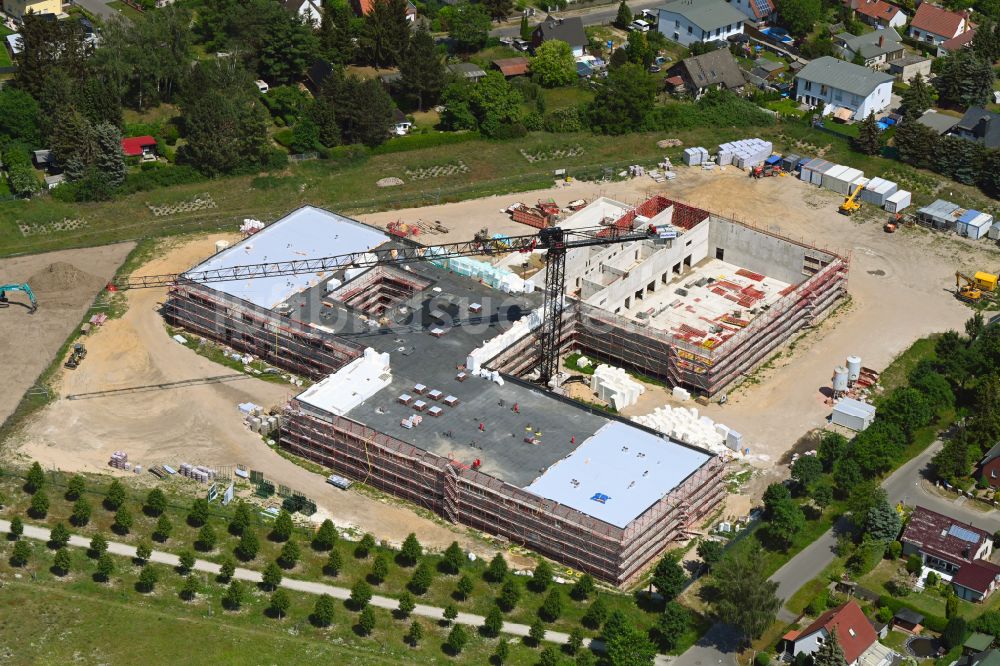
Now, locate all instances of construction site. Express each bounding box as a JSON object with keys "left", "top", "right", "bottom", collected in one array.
[{"left": 144, "top": 196, "right": 848, "bottom": 583}]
